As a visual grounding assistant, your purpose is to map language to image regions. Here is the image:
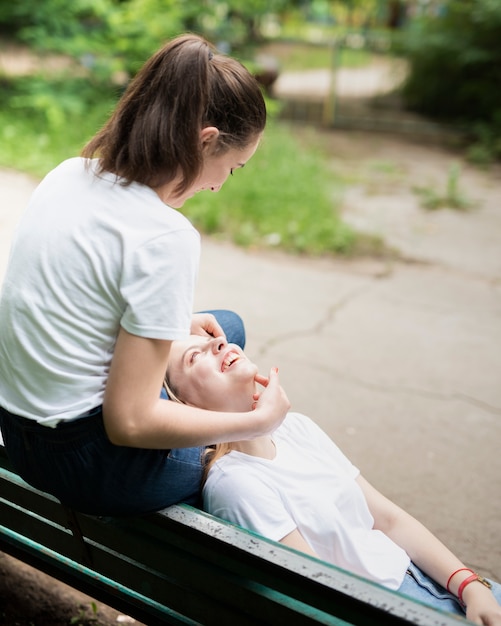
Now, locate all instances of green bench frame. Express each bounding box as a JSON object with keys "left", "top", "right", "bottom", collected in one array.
[{"left": 0, "top": 443, "right": 466, "bottom": 625}]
